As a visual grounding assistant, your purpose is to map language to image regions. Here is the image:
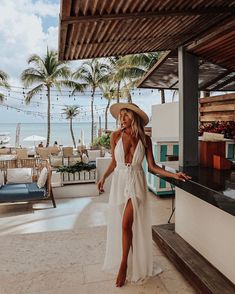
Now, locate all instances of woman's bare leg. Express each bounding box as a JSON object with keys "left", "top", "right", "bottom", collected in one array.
[{"left": 116, "top": 199, "right": 133, "bottom": 287}]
